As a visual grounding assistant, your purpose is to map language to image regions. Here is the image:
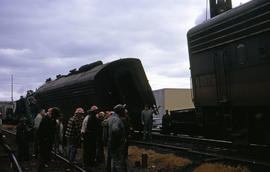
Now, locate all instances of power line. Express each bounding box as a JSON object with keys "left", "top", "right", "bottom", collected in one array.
[{"left": 0, "top": 83, "right": 23, "bottom": 85}]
